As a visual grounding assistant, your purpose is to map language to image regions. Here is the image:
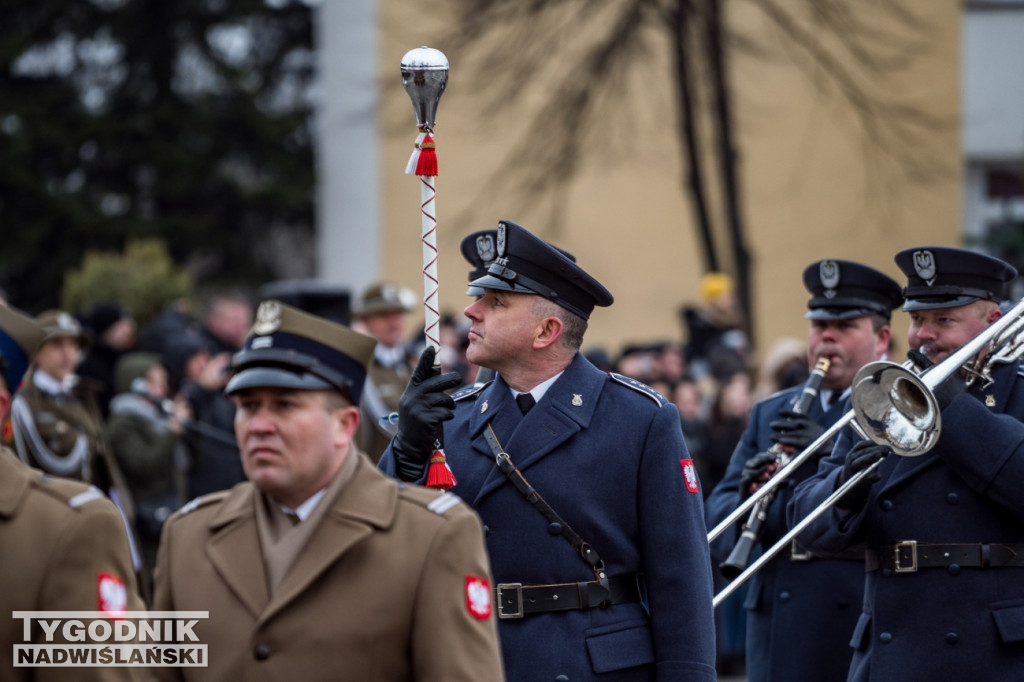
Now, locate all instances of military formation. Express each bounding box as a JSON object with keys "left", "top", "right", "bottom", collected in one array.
[{"left": 2, "top": 221, "right": 1023, "bottom": 681}]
